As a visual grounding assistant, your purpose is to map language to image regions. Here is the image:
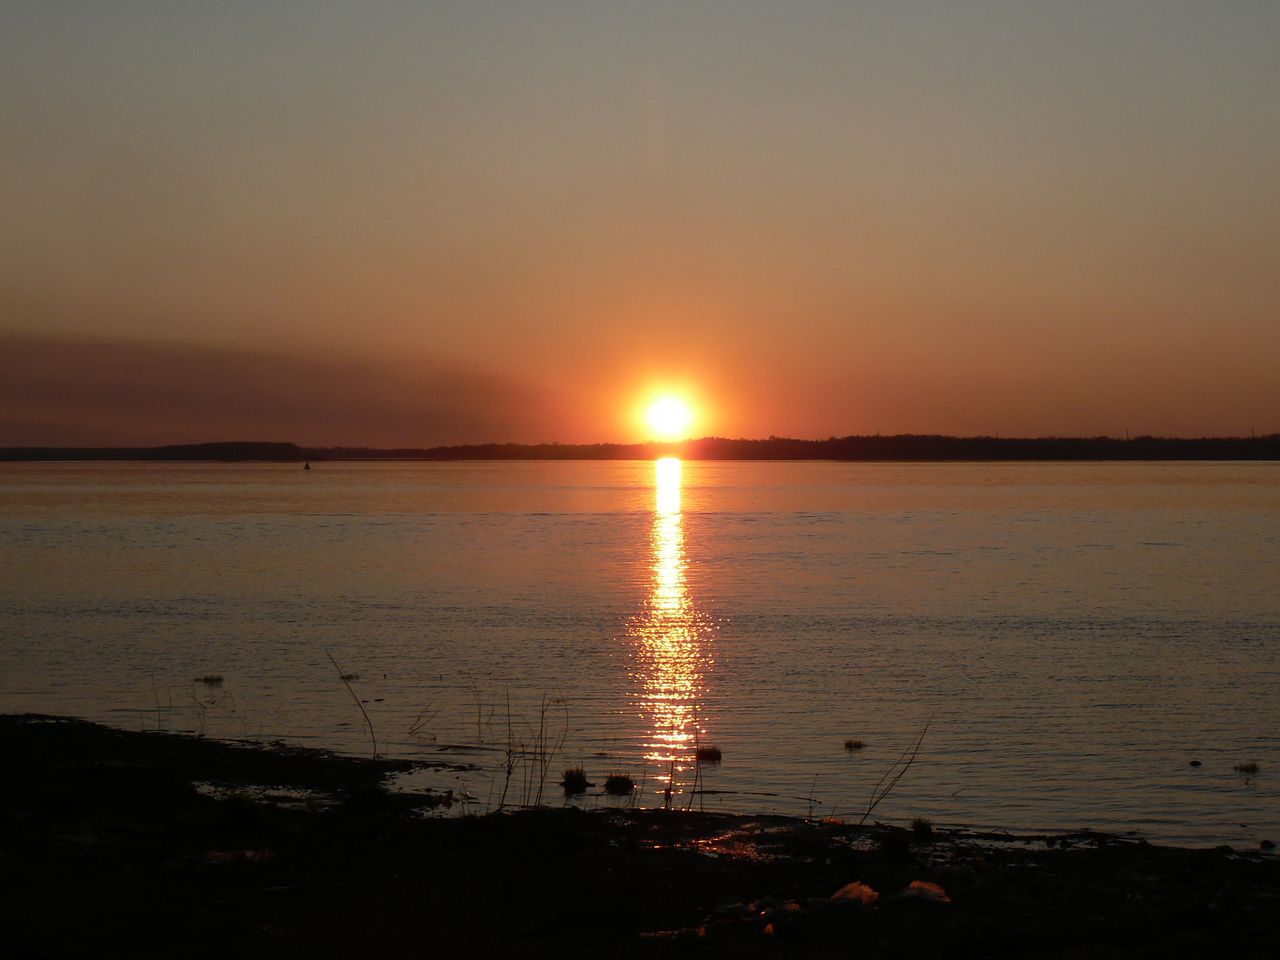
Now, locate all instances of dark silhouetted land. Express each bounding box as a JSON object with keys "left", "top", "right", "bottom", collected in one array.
[
  {"left": 3, "top": 714, "right": 1278, "bottom": 958},
  {"left": 3, "top": 434, "right": 1279, "bottom": 462}
]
